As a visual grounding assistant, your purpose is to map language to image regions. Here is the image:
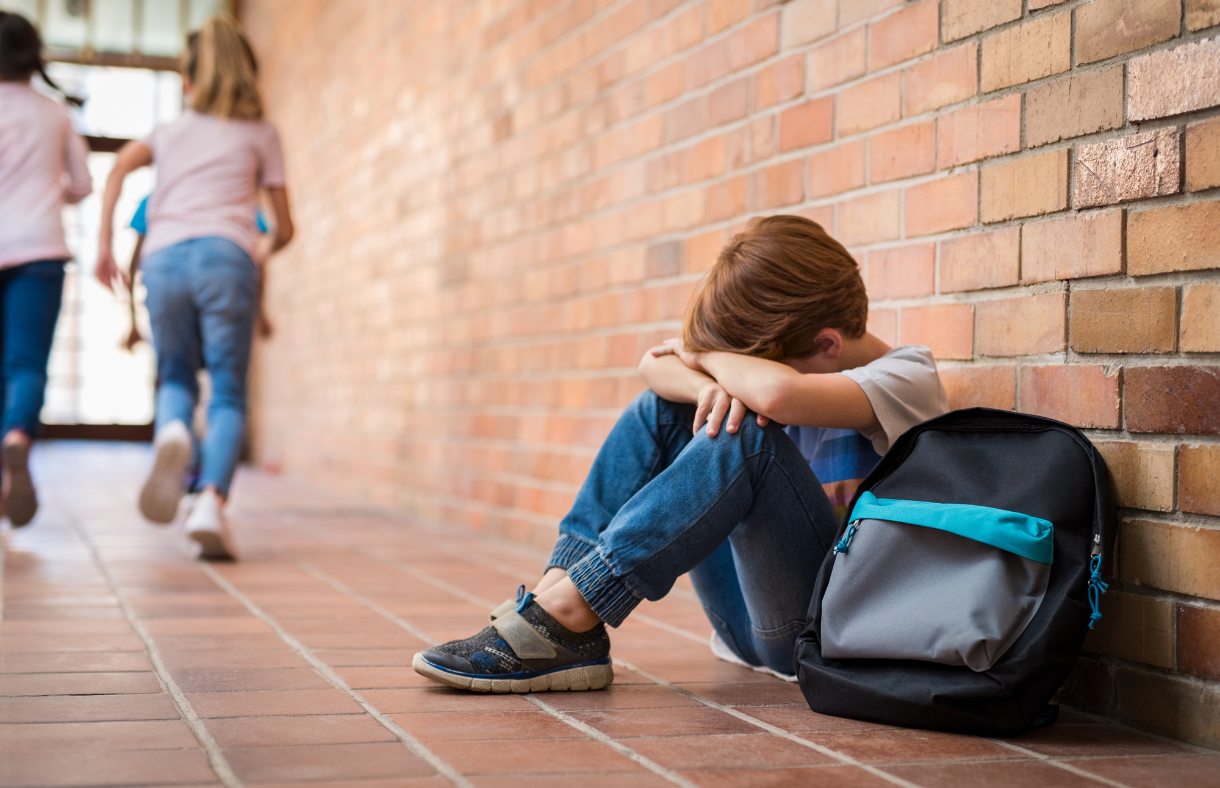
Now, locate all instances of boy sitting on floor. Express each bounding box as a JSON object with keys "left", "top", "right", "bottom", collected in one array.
[{"left": 413, "top": 215, "right": 949, "bottom": 692}]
